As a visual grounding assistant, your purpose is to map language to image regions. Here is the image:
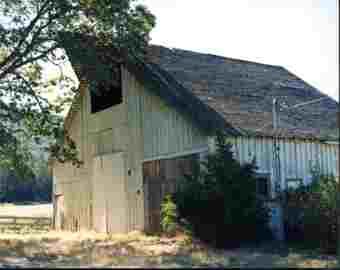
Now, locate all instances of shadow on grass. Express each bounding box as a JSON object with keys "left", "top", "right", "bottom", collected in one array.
[
  {"left": 1, "top": 201, "right": 51, "bottom": 206},
  {"left": 0, "top": 236, "right": 336, "bottom": 268}
]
